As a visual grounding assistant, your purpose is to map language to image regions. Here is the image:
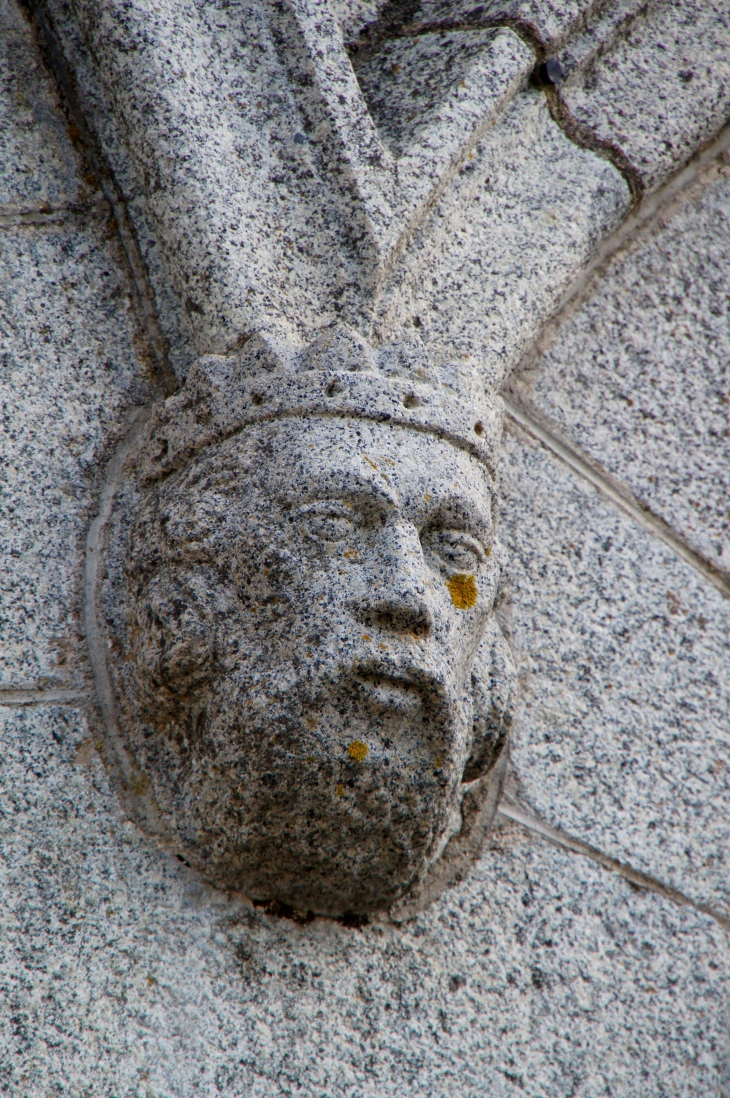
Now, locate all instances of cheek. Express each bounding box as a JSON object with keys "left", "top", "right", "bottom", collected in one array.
[{"left": 434, "top": 570, "right": 495, "bottom": 651}]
